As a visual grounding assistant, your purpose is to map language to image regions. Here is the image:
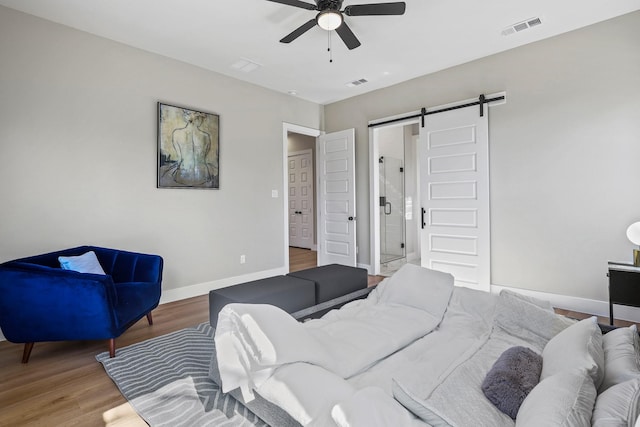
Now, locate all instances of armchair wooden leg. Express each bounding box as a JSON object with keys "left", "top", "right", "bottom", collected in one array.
[
  {"left": 146, "top": 312, "right": 153, "bottom": 325},
  {"left": 22, "top": 342, "right": 34, "bottom": 364},
  {"left": 109, "top": 338, "right": 116, "bottom": 358}
]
